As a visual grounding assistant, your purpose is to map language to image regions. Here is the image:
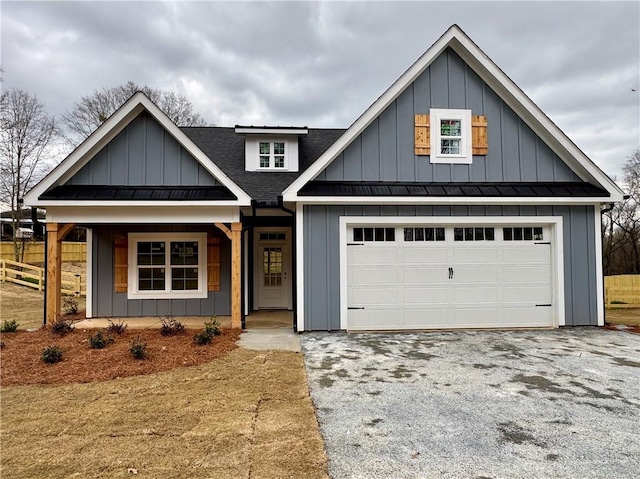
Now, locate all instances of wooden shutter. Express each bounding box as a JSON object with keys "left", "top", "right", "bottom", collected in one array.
[
  {"left": 114, "top": 238, "right": 128, "bottom": 293},
  {"left": 207, "top": 236, "right": 221, "bottom": 292},
  {"left": 414, "top": 114, "right": 430, "bottom": 155},
  {"left": 472, "top": 115, "right": 488, "bottom": 155}
]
